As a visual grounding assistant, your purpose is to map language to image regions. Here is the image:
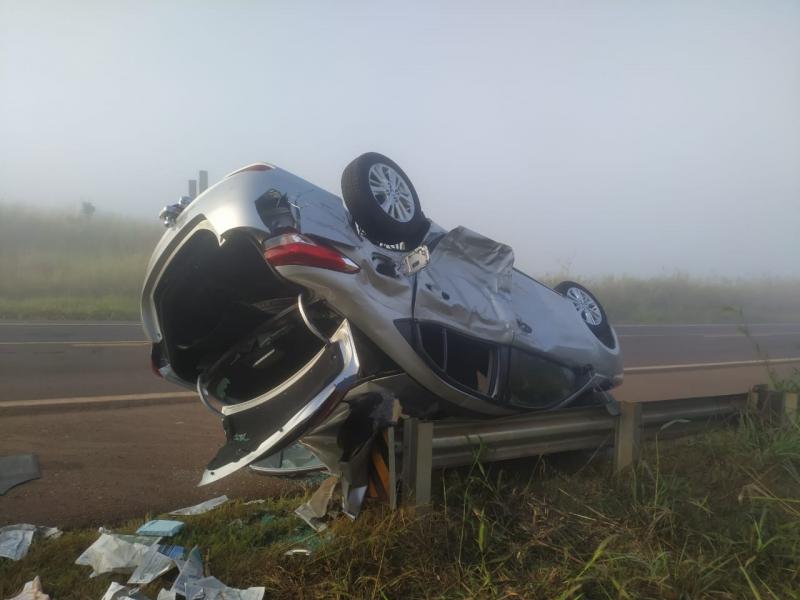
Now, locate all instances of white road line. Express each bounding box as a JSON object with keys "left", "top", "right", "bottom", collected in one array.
[
  {"left": 0, "top": 340, "right": 148, "bottom": 346},
  {"left": 0, "top": 391, "right": 196, "bottom": 409},
  {"left": 702, "top": 332, "right": 800, "bottom": 338},
  {"left": 0, "top": 321, "right": 141, "bottom": 326},
  {"left": 616, "top": 323, "right": 800, "bottom": 329},
  {"left": 625, "top": 357, "right": 800, "bottom": 373}
]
